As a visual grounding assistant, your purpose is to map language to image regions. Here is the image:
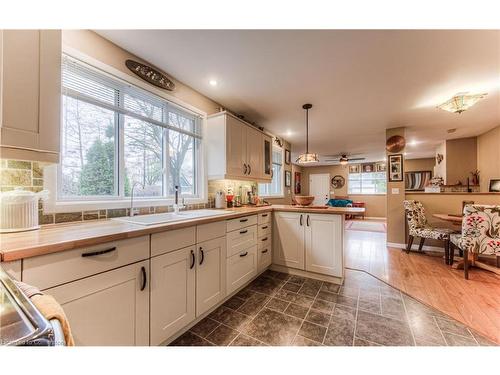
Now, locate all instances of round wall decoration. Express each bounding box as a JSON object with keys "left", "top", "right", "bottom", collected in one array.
[
  {"left": 125, "top": 60, "right": 176, "bottom": 91},
  {"left": 386, "top": 135, "right": 406, "bottom": 153},
  {"left": 331, "top": 175, "right": 345, "bottom": 189}
]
